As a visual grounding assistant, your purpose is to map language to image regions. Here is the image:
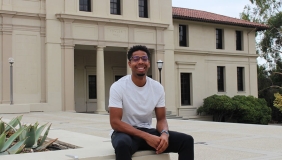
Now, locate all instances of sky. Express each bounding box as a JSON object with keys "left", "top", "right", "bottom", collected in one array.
[{"left": 172, "top": 0, "right": 267, "bottom": 65}]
